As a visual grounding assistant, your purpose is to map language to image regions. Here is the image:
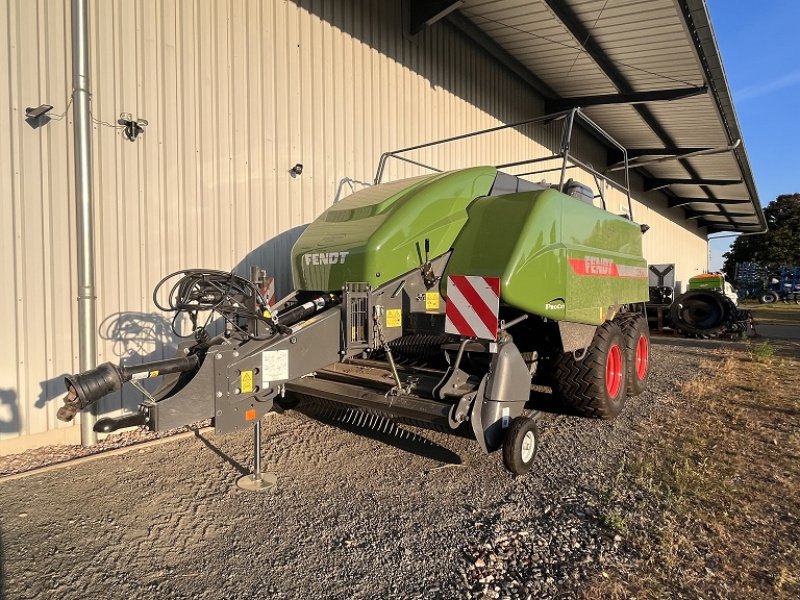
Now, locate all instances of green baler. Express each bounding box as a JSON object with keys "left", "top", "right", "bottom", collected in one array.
[
  {"left": 58, "top": 109, "right": 651, "bottom": 478},
  {"left": 293, "top": 167, "right": 647, "bottom": 326}
]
